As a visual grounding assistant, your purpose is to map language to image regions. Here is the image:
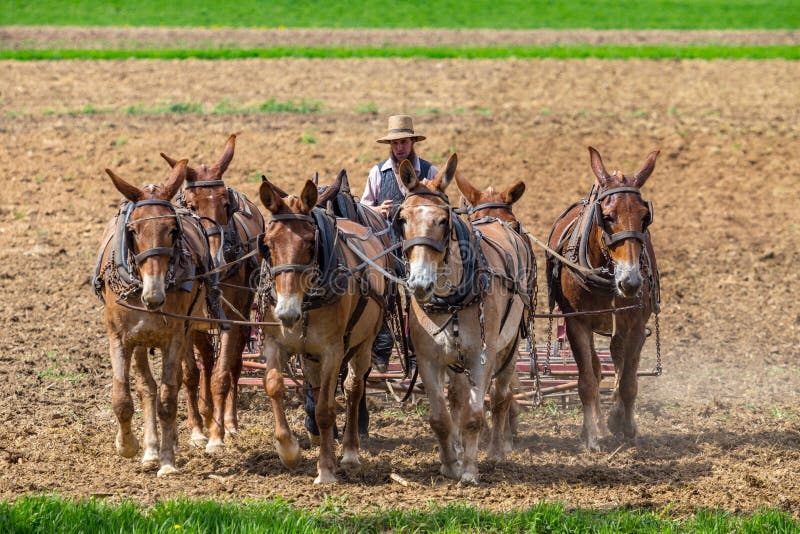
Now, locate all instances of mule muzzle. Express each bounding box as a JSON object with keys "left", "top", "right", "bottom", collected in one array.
[
  {"left": 141, "top": 275, "right": 166, "bottom": 311},
  {"left": 615, "top": 264, "right": 643, "bottom": 299},
  {"left": 275, "top": 294, "right": 302, "bottom": 327}
]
